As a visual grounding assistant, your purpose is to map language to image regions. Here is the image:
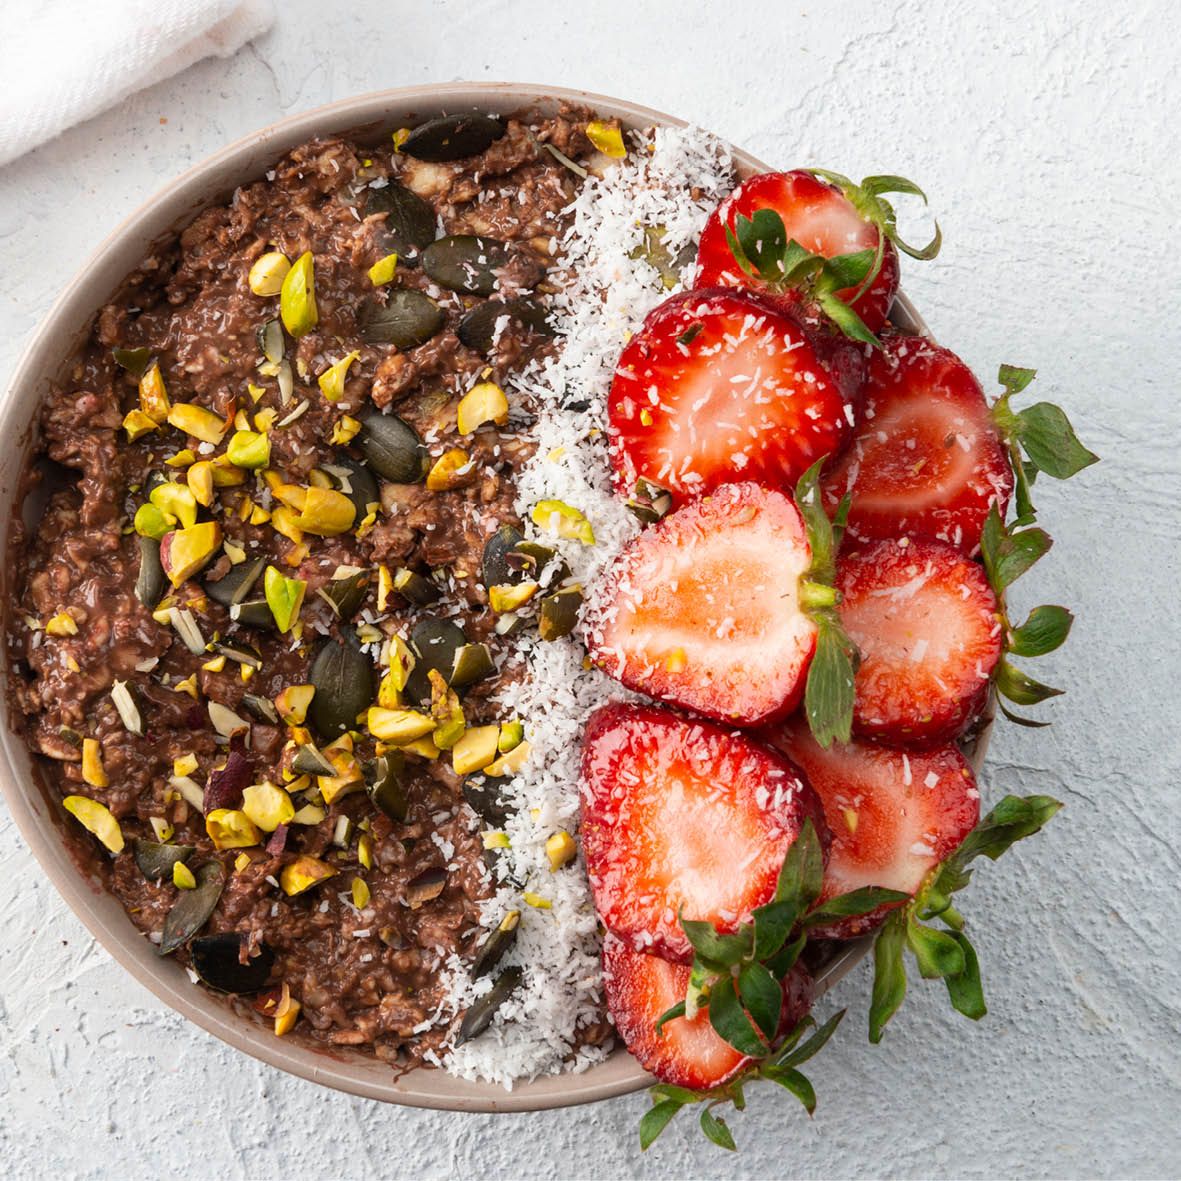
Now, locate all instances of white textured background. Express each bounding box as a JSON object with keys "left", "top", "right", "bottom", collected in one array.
[{"left": 2, "top": 2, "right": 1178, "bottom": 1178}]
